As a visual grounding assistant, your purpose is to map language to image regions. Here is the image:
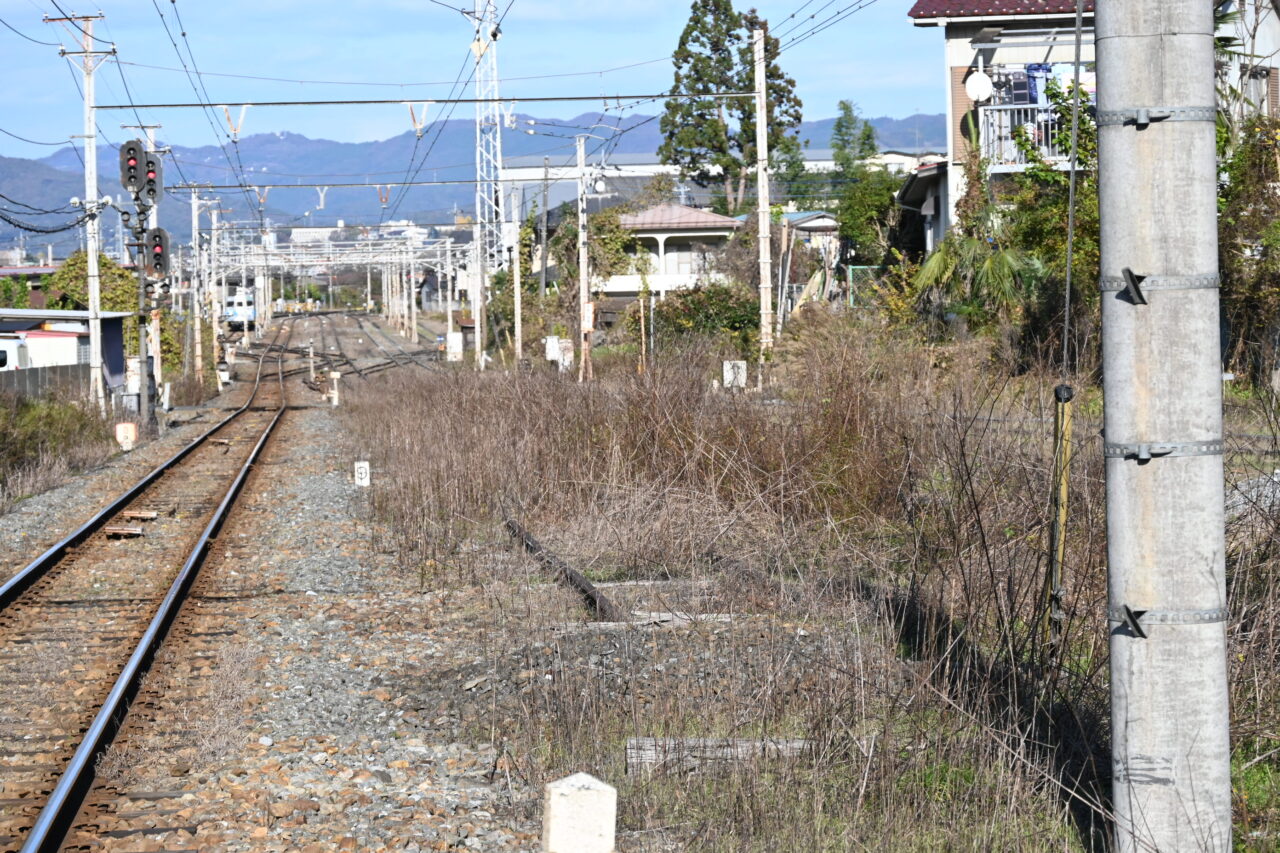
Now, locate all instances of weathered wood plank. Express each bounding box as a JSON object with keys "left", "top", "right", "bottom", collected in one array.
[{"left": 625, "top": 737, "right": 813, "bottom": 775}]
